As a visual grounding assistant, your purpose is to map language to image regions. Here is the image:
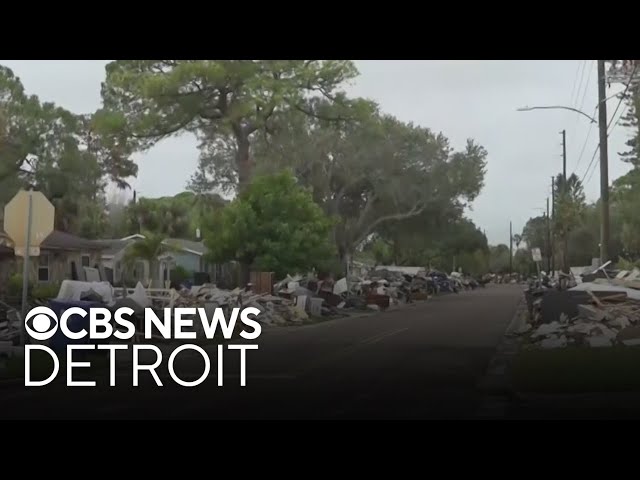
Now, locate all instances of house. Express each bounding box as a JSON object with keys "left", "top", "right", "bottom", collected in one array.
[
  {"left": 93, "top": 234, "right": 148, "bottom": 285},
  {"left": 159, "top": 238, "right": 208, "bottom": 281},
  {"left": 95, "top": 234, "right": 233, "bottom": 287},
  {"left": 0, "top": 229, "right": 106, "bottom": 285}
]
